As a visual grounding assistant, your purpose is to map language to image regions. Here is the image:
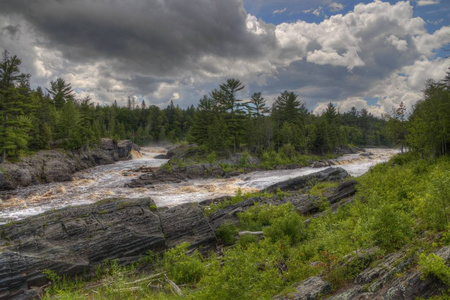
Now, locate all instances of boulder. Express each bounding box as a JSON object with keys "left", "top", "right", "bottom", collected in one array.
[
  {"left": 264, "top": 168, "right": 349, "bottom": 193},
  {"left": 117, "top": 140, "right": 133, "bottom": 159}
]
